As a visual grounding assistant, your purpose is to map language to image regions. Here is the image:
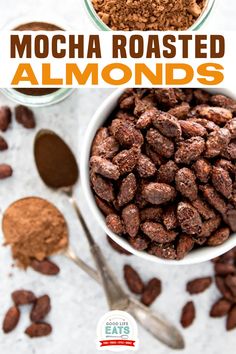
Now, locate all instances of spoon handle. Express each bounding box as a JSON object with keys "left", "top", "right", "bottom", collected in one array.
[
  {"left": 68, "top": 195, "right": 129, "bottom": 309},
  {"left": 63, "top": 245, "right": 99, "bottom": 281},
  {"left": 127, "top": 298, "right": 185, "bottom": 350},
  {"left": 64, "top": 247, "right": 184, "bottom": 349}
]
